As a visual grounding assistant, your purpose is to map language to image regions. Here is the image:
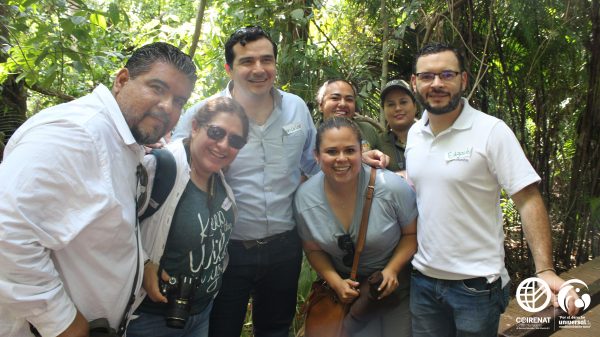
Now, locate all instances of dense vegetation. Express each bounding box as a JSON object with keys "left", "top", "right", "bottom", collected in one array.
[{"left": 1, "top": 1, "right": 599, "bottom": 334}]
